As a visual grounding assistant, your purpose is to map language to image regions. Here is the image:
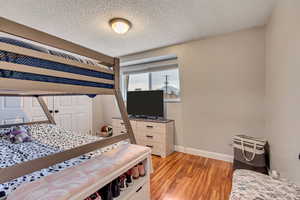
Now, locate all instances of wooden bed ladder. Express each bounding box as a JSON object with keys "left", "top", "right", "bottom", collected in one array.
[{"left": 113, "top": 58, "right": 136, "bottom": 144}]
